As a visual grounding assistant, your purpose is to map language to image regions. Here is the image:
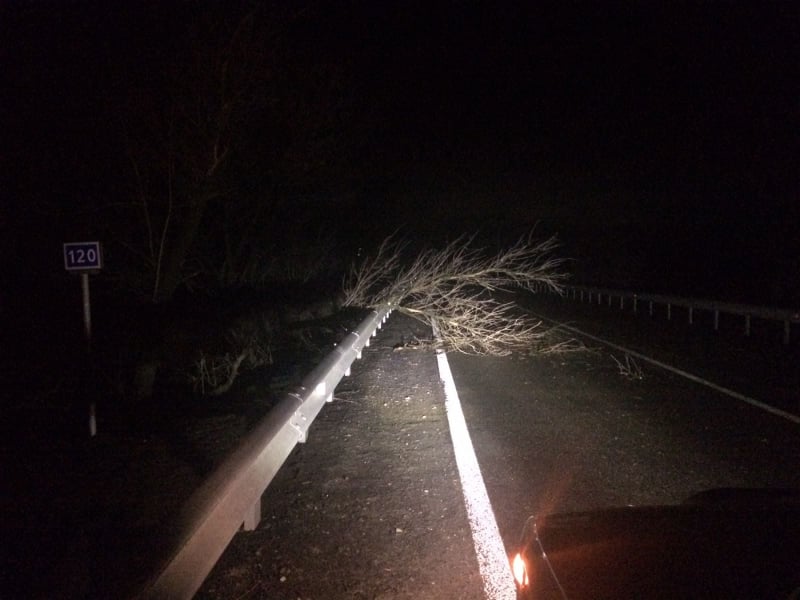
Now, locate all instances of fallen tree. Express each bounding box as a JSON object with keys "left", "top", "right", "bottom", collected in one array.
[{"left": 342, "top": 232, "right": 569, "bottom": 355}]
